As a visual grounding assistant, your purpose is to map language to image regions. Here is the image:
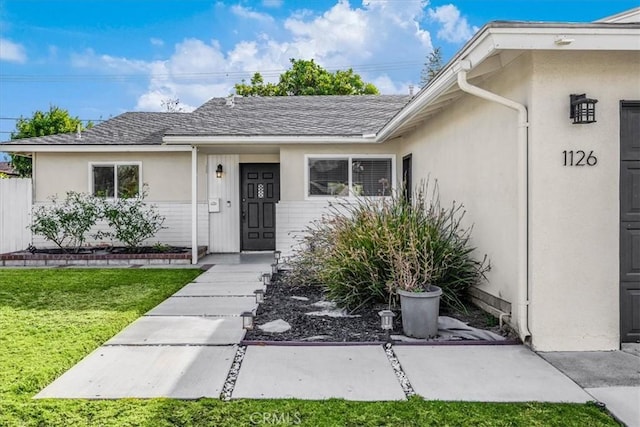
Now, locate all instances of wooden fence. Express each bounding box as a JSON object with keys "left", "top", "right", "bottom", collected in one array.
[{"left": 0, "top": 178, "right": 32, "bottom": 254}]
